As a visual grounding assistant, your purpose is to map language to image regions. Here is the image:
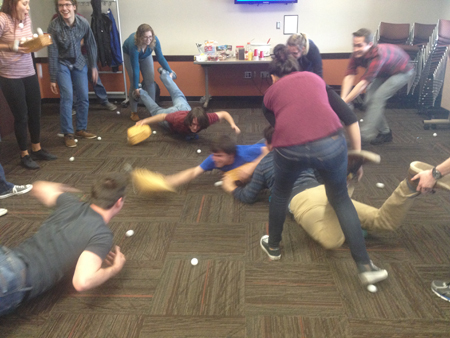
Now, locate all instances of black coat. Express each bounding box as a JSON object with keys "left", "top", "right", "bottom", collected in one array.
[{"left": 90, "top": 0, "right": 112, "bottom": 67}]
